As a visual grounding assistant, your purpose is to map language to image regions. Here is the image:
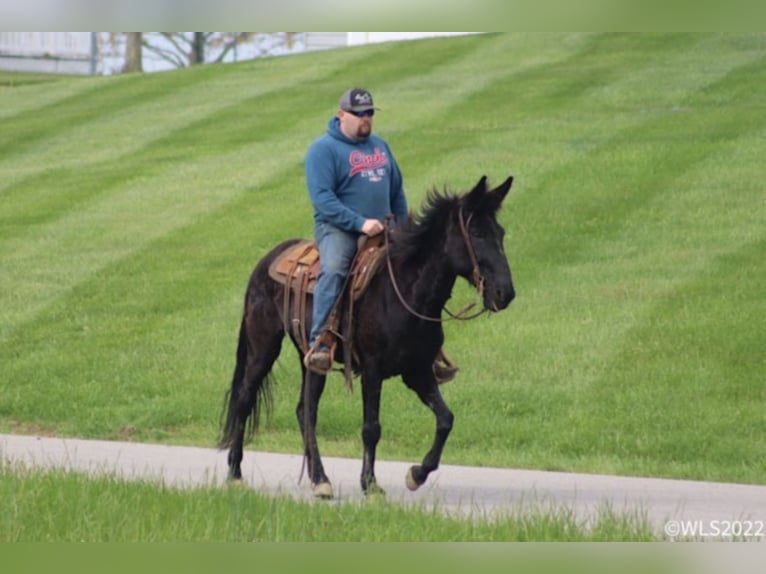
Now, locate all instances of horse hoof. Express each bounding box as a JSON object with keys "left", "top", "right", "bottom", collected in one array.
[
  {"left": 365, "top": 482, "right": 386, "bottom": 498},
  {"left": 312, "top": 481, "right": 334, "bottom": 499},
  {"left": 405, "top": 466, "right": 421, "bottom": 491}
]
